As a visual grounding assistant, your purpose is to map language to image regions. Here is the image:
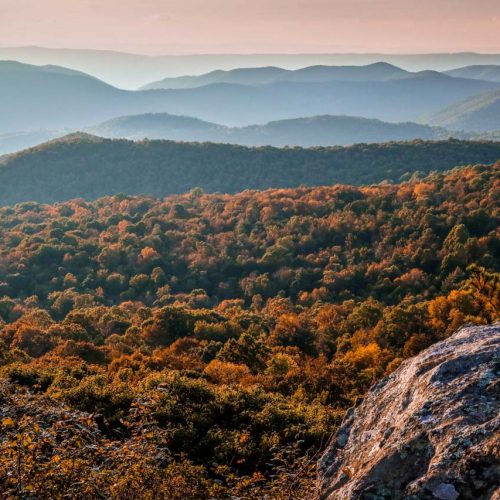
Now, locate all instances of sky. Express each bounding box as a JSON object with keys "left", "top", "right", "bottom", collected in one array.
[{"left": 0, "top": 0, "right": 499, "bottom": 55}]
